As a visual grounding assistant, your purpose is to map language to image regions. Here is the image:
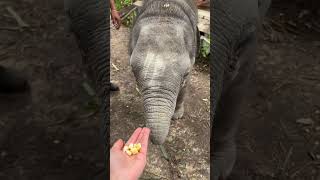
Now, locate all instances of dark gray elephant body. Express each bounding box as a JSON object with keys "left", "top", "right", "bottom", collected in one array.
[
  {"left": 211, "top": 0, "right": 270, "bottom": 179},
  {"left": 64, "top": 0, "right": 110, "bottom": 176},
  {"left": 129, "top": 0, "right": 199, "bottom": 144}
]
